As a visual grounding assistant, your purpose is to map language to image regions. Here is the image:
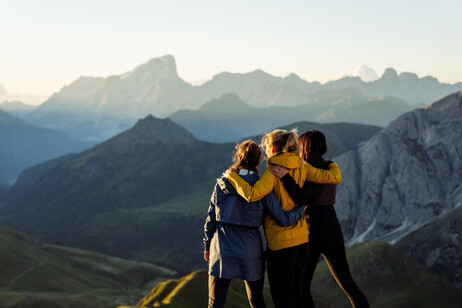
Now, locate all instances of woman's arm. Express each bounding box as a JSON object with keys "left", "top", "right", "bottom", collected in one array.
[
  {"left": 262, "top": 192, "right": 305, "bottom": 226},
  {"left": 271, "top": 165, "right": 312, "bottom": 206},
  {"left": 304, "top": 162, "right": 342, "bottom": 184},
  {"left": 226, "top": 168, "right": 276, "bottom": 202},
  {"left": 203, "top": 185, "right": 219, "bottom": 258}
]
